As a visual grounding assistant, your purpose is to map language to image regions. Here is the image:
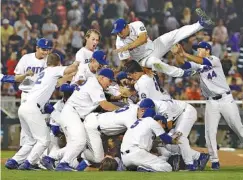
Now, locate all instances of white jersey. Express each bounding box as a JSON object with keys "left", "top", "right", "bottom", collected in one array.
[
  {"left": 116, "top": 21, "right": 154, "bottom": 61},
  {"left": 50, "top": 99, "right": 65, "bottom": 125},
  {"left": 186, "top": 56, "right": 230, "bottom": 98},
  {"left": 75, "top": 47, "right": 93, "bottom": 64},
  {"left": 26, "top": 66, "right": 66, "bottom": 109},
  {"left": 135, "top": 74, "right": 171, "bottom": 100},
  {"left": 121, "top": 117, "right": 165, "bottom": 152},
  {"left": 97, "top": 104, "right": 138, "bottom": 136},
  {"left": 0, "top": 74, "right": 4, "bottom": 81},
  {"left": 14, "top": 53, "right": 47, "bottom": 92},
  {"left": 106, "top": 83, "right": 121, "bottom": 96},
  {"left": 153, "top": 99, "right": 187, "bottom": 121},
  {"left": 66, "top": 76, "right": 106, "bottom": 118},
  {"left": 71, "top": 63, "right": 95, "bottom": 84}
]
